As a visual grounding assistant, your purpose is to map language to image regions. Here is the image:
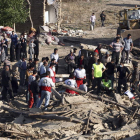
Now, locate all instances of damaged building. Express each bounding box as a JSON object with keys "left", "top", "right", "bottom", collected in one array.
[{"left": 16, "top": 0, "right": 60, "bottom": 32}]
